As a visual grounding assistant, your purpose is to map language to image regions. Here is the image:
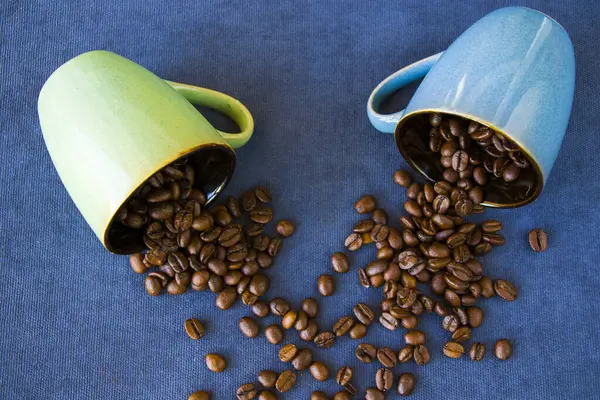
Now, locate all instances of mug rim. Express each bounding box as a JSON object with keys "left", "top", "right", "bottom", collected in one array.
[
  {"left": 394, "top": 109, "right": 544, "bottom": 208},
  {"left": 102, "top": 141, "right": 236, "bottom": 254}
]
